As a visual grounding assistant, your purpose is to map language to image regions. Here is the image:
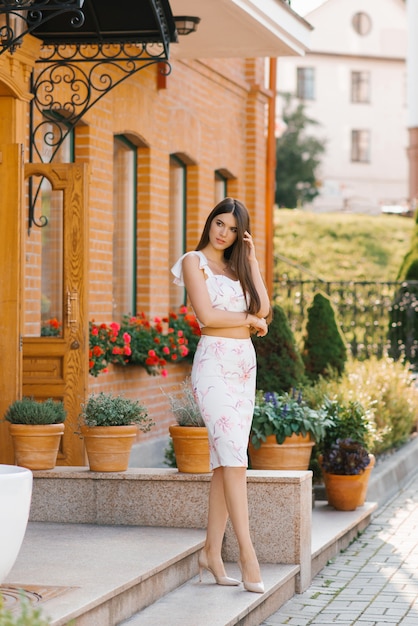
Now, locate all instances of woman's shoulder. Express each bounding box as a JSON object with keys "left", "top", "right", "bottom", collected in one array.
[{"left": 171, "top": 250, "right": 209, "bottom": 286}]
